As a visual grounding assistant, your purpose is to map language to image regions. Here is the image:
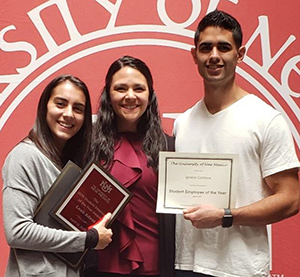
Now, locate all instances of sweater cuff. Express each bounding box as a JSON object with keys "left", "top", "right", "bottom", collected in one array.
[{"left": 85, "top": 228, "right": 98, "bottom": 249}]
